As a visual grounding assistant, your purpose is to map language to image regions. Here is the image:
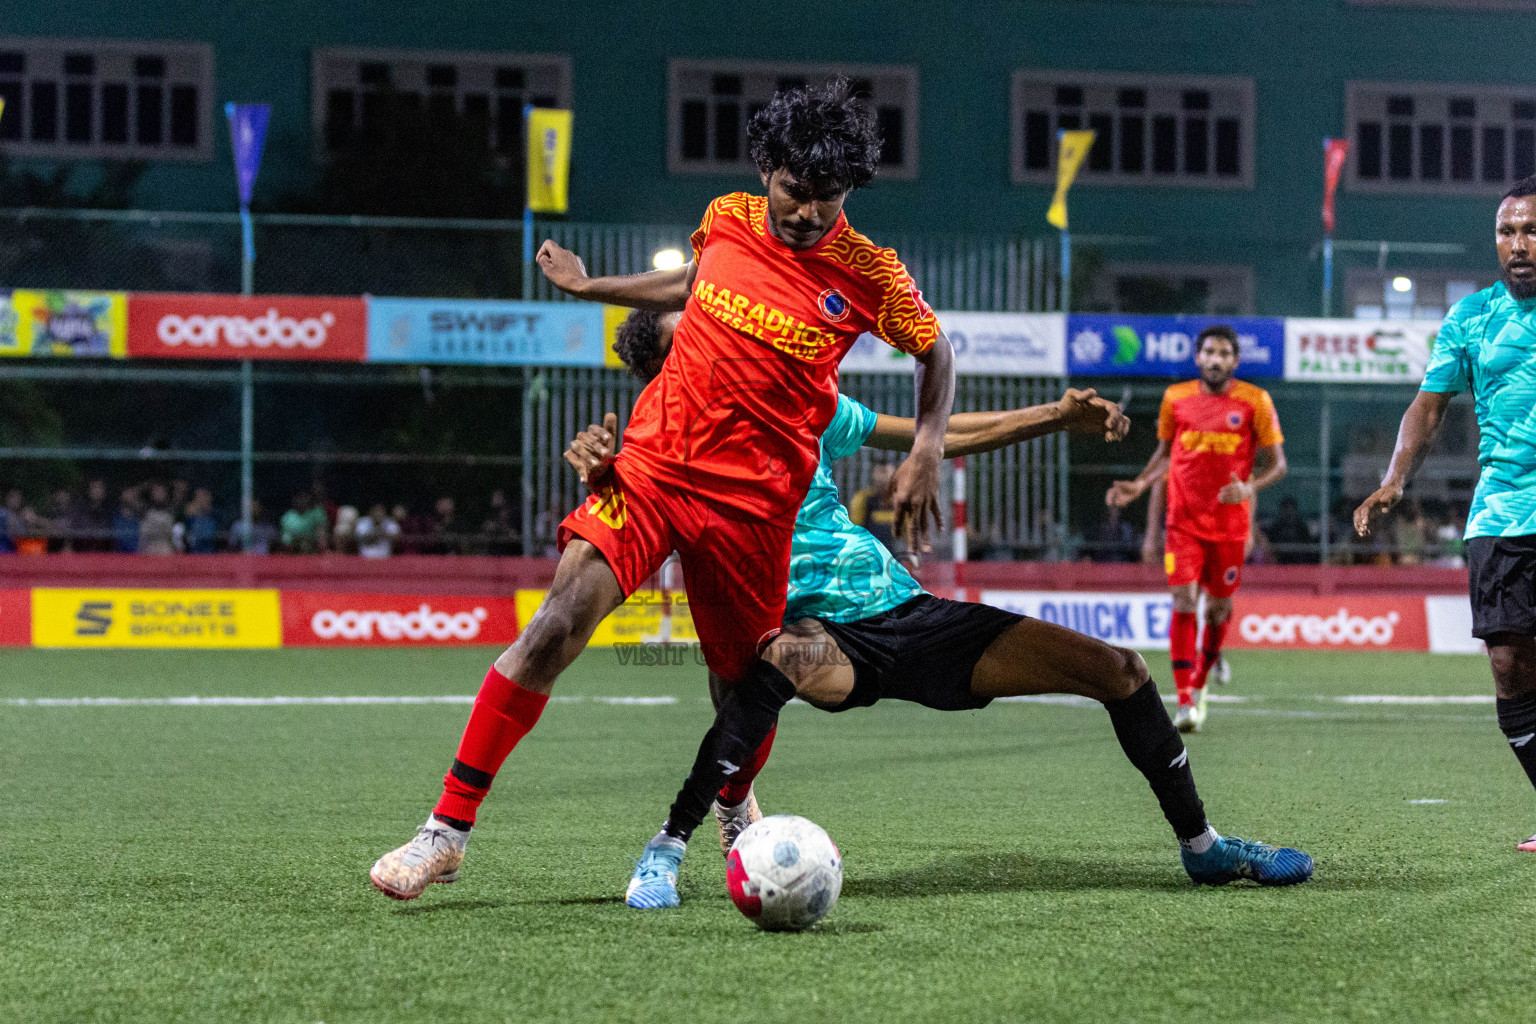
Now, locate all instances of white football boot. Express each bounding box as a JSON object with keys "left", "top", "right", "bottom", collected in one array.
[
  {"left": 713, "top": 787, "right": 762, "bottom": 856},
  {"left": 369, "top": 817, "right": 469, "bottom": 900}
]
